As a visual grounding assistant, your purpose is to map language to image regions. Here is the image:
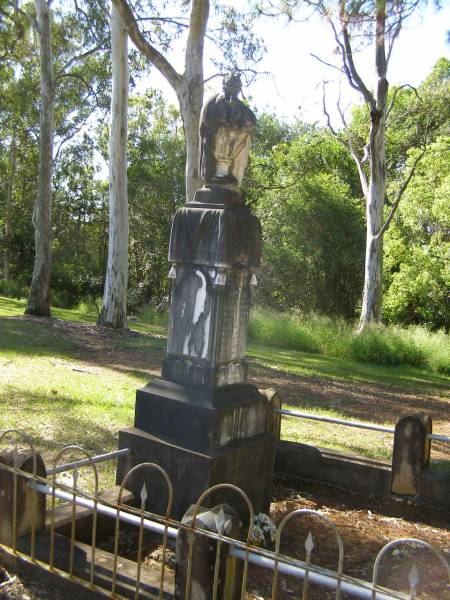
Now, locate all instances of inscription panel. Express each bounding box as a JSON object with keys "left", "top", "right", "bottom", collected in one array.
[
  {"left": 167, "top": 266, "right": 213, "bottom": 360},
  {"left": 217, "top": 267, "right": 250, "bottom": 363}
]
